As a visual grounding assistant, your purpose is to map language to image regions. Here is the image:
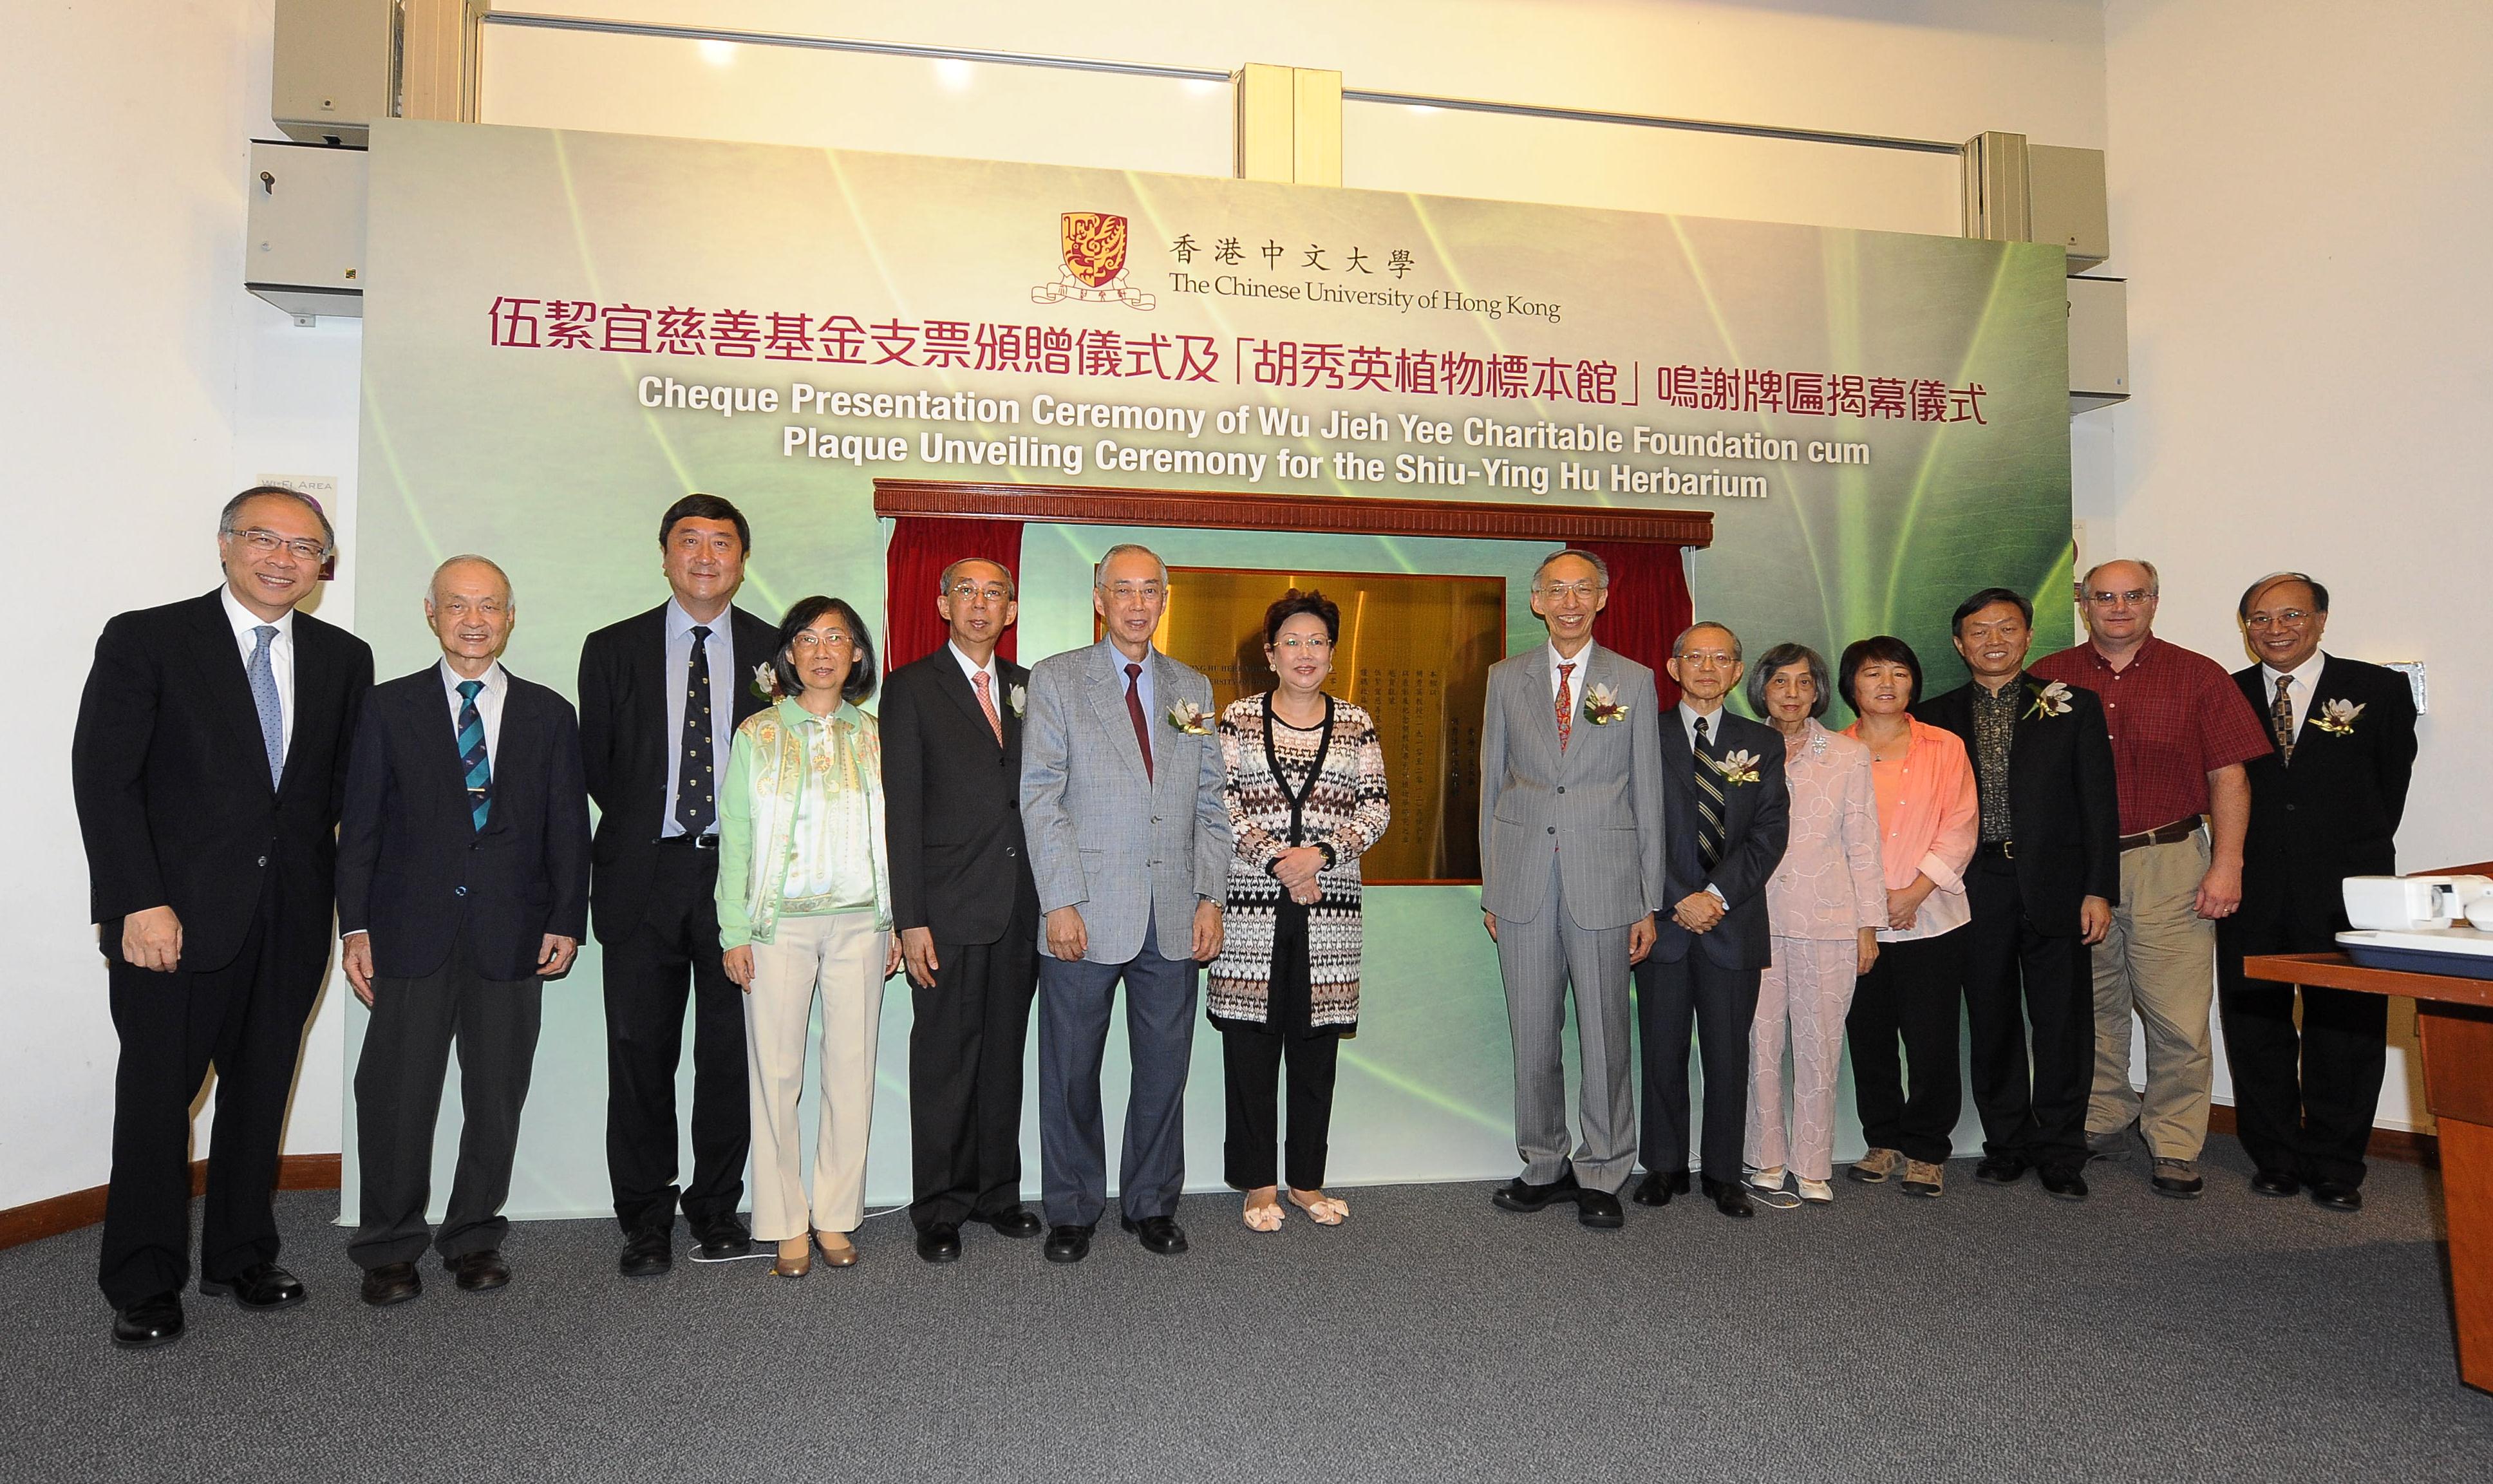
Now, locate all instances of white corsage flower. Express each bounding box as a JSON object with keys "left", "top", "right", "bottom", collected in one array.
[
  {"left": 1166, "top": 699, "right": 1212, "bottom": 735},
  {"left": 1008, "top": 683, "right": 1027, "bottom": 717},
  {"left": 1582, "top": 682, "right": 1630, "bottom": 725},
  {"left": 2311, "top": 698, "right": 2364, "bottom": 736},
  {"left": 1711, "top": 748, "right": 1764, "bottom": 786},
  {"left": 2025, "top": 679, "right": 2074, "bottom": 720}
]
